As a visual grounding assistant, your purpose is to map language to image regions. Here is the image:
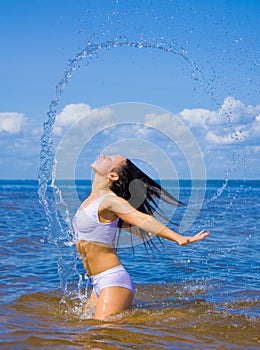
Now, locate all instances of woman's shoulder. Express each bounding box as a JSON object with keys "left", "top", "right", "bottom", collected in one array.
[{"left": 102, "top": 193, "right": 137, "bottom": 216}]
